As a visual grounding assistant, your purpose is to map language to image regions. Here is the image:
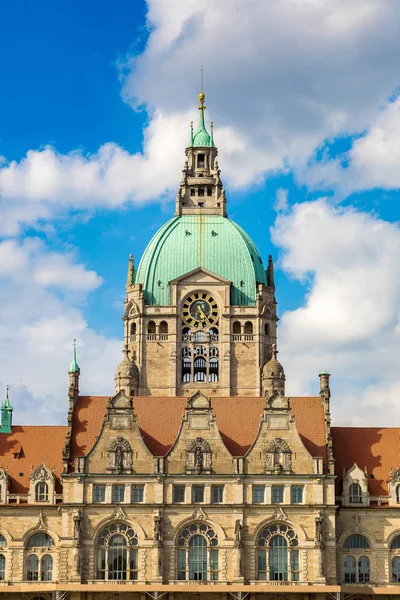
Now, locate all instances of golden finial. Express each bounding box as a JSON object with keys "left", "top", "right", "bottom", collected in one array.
[{"left": 198, "top": 65, "right": 205, "bottom": 109}]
